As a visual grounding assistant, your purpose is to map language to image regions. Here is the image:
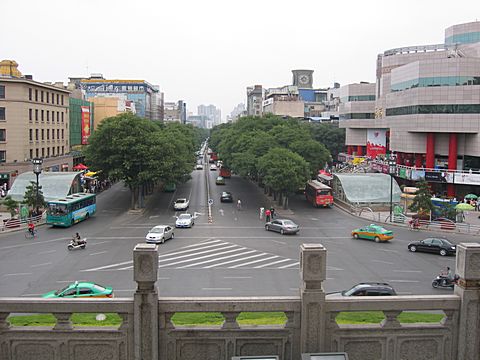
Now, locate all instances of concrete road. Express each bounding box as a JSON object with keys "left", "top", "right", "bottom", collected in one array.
[{"left": 0, "top": 167, "right": 469, "bottom": 298}]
